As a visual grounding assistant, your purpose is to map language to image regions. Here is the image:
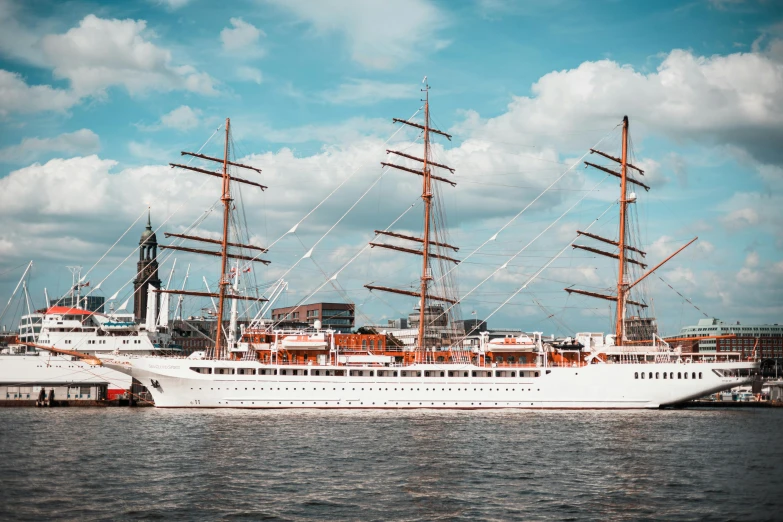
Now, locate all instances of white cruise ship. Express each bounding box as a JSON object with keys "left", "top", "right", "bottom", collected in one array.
[{"left": 2, "top": 303, "right": 174, "bottom": 400}]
